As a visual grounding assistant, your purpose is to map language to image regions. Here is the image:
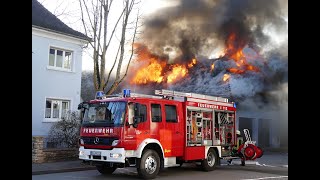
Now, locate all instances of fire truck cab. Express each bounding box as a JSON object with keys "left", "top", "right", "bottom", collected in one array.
[{"left": 78, "top": 89, "right": 262, "bottom": 179}]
